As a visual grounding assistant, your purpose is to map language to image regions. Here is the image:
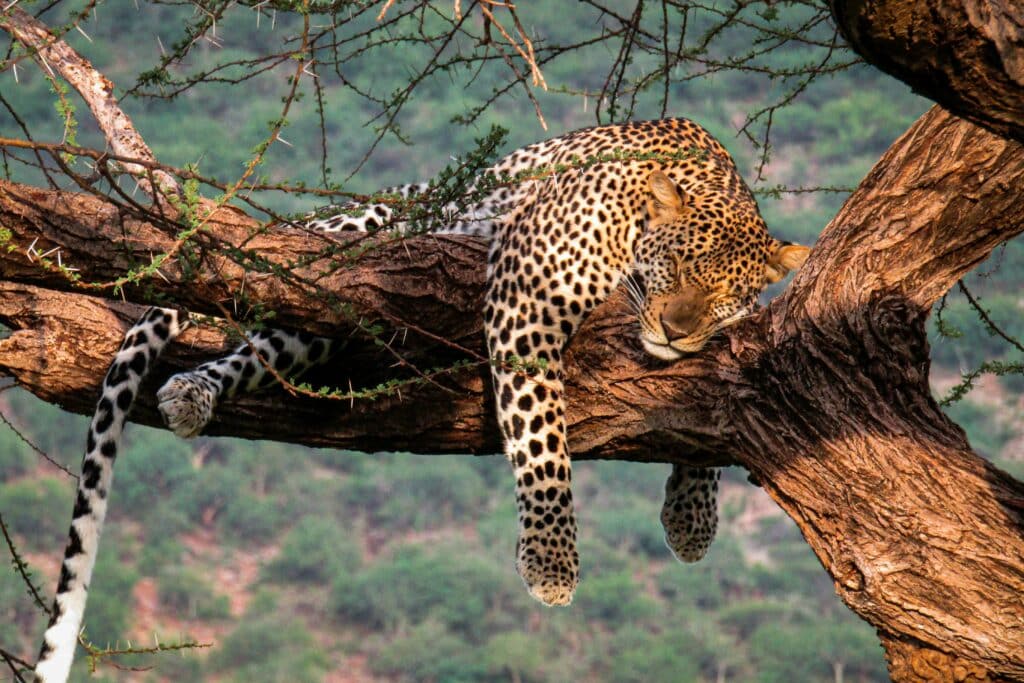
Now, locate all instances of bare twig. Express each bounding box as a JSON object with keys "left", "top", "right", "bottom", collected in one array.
[
  {"left": 957, "top": 281, "right": 1024, "bottom": 354},
  {"left": 0, "top": 408, "right": 77, "bottom": 478},
  {"left": 0, "top": 645, "right": 31, "bottom": 682},
  {"left": 479, "top": 1, "right": 547, "bottom": 90},
  {"left": 0, "top": 512, "right": 52, "bottom": 614}
]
